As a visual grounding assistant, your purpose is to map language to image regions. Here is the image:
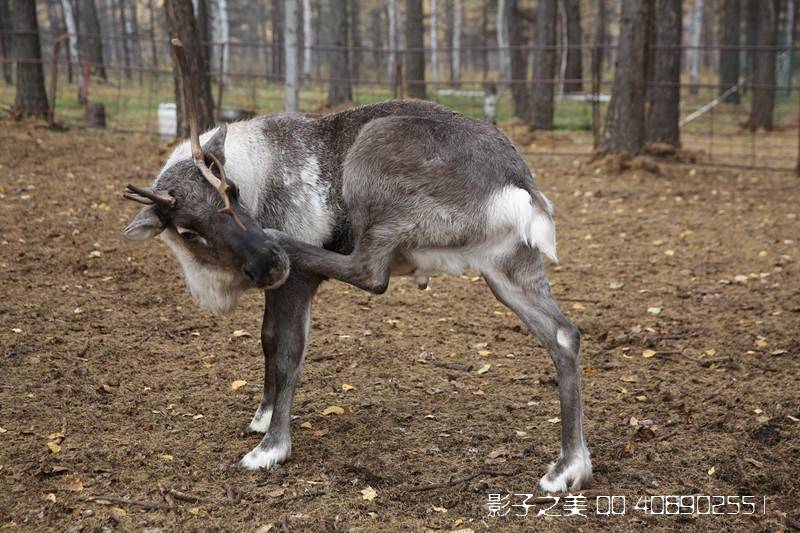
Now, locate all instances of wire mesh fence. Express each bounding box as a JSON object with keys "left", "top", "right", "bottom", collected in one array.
[{"left": 2, "top": 28, "right": 799, "bottom": 172}]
